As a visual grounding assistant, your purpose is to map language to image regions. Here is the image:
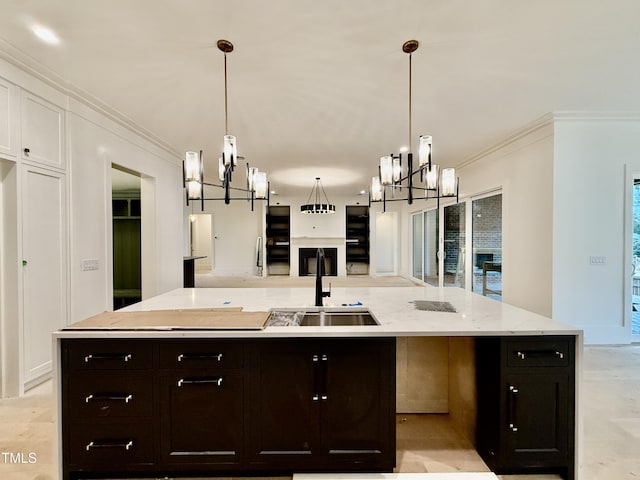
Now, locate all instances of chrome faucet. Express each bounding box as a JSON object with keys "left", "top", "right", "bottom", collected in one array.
[{"left": 315, "top": 248, "right": 331, "bottom": 307}]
